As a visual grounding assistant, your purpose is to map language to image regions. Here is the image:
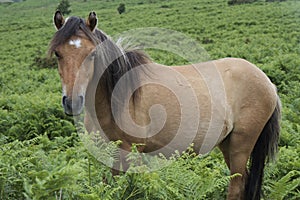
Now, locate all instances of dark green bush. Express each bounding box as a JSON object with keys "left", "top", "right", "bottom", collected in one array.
[
  {"left": 117, "top": 3, "right": 125, "bottom": 14},
  {"left": 31, "top": 48, "right": 57, "bottom": 69},
  {"left": 266, "top": 0, "right": 287, "bottom": 2},
  {"left": 57, "top": 0, "right": 71, "bottom": 15},
  {"left": 0, "top": 94, "right": 75, "bottom": 141},
  {"left": 228, "top": 0, "right": 256, "bottom": 5}
]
